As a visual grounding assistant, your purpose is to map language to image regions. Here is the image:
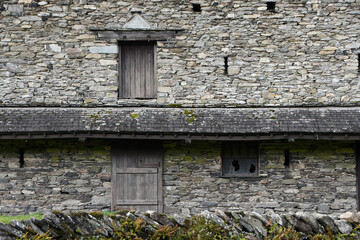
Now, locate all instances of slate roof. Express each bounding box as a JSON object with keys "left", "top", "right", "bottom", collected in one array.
[{"left": 0, "top": 107, "right": 359, "bottom": 136}]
